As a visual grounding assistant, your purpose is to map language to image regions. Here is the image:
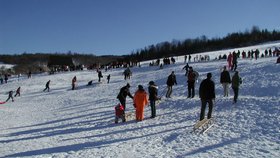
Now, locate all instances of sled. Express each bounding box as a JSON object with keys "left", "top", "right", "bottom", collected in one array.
[
  {"left": 125, "top": 111, "right": 135, "bottom": 121},
  {"left": 192, "top": 118, "right": 214, "bottom": 134},
  {"left": 0, "top": 101, "right": 6, "bottom": 104}
]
